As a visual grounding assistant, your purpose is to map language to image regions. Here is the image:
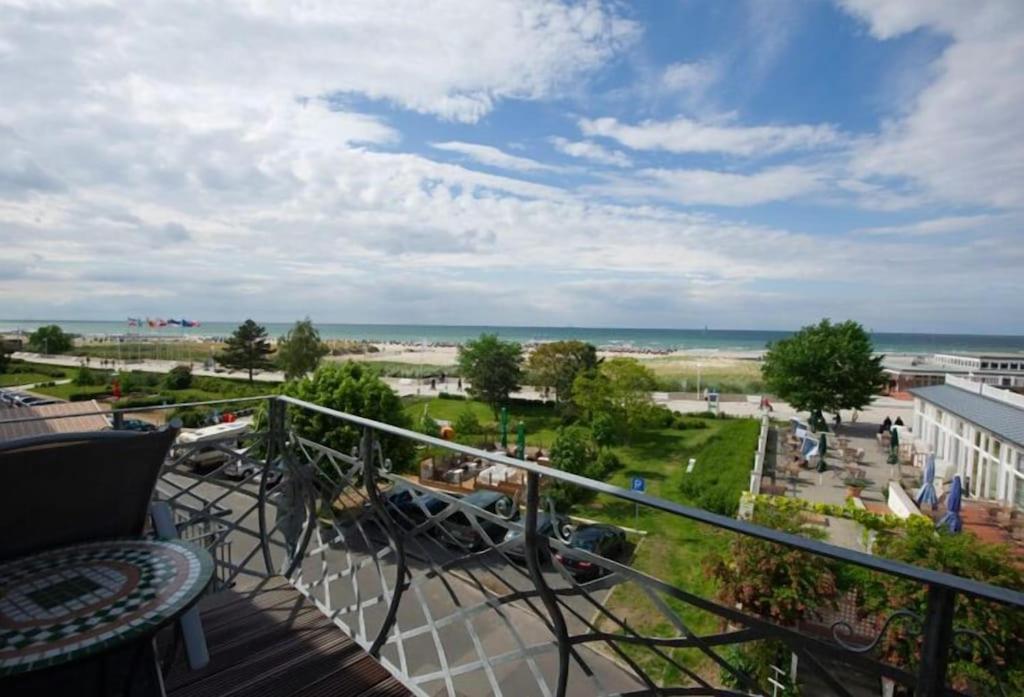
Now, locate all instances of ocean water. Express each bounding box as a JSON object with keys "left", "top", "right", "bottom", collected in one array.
[{"left": 2, "top": 320, "right": 1024, "bottom": 355}]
